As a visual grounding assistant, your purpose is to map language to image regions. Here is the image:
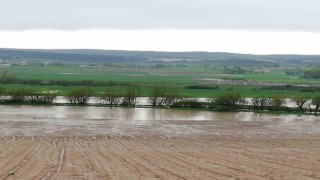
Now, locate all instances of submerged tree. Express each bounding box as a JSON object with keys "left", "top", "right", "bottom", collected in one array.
[
  {"left": 311, "top": 96, "right": 320, "bottom": 115},
  {"left": 7, "top": 88, "right": 29, "bottom": 103},
  {"left": 0, "top": 87, "right": 3, "bottom": 101},
  {"left": 251, "top": 97, "right": 269, "bottom": 110},
  {"left": 269, "top": 96, "right": 287, "bottom": 111},
  {"left": 149, "top": 85, "right": 167, "bottom": 107},
  {"left": 162, "top": 87, "right": 182, "bottom": 107},
  {"left": 122, "top": 84, "right": 141, "bottom": 107},
  {"left": 174, "top": 98, "right": 202, "bottom": 108},
  {"left": 100, "top": 86, "right": 122, "bottom": 106},
  {"left": 213, "top": 93, "right": 245, "bottom": 110},
  {"left": 291, "top": 96, "right": 309, "bottom": 112},
  {"left": 65, "top": 86, "right": 92, "bottom": 104},
  {"left": 29, "top": 90, "right": 57, "bottom": 104},
  {"left": 148, "top": 85, "right": 181, "bottom": 107}
]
